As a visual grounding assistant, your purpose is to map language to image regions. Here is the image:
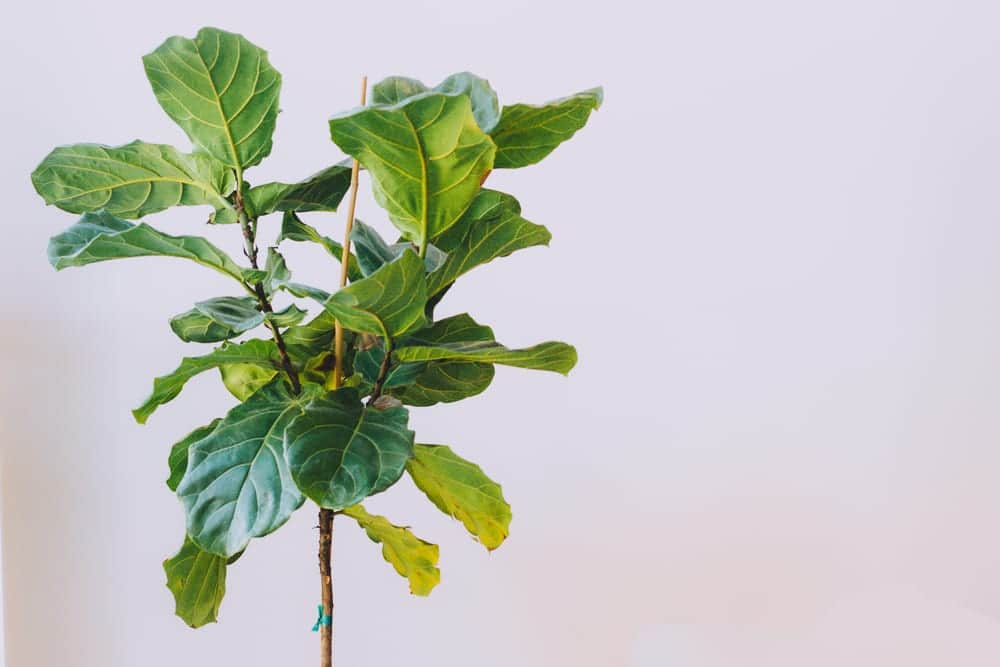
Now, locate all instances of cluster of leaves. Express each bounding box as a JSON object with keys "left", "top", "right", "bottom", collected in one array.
[{"left": 32, "top": 27, "right": 601, "bottom": 628}]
